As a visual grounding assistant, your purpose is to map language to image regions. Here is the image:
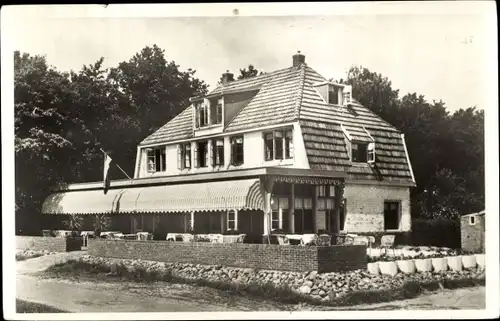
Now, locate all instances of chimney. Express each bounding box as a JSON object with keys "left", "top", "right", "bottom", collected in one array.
[
  {"left": 293, "top": 51, "right": 305, "bottom": 67},
  {"left": 222, "top": 70, "right": 234, "bottom": 85}
]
